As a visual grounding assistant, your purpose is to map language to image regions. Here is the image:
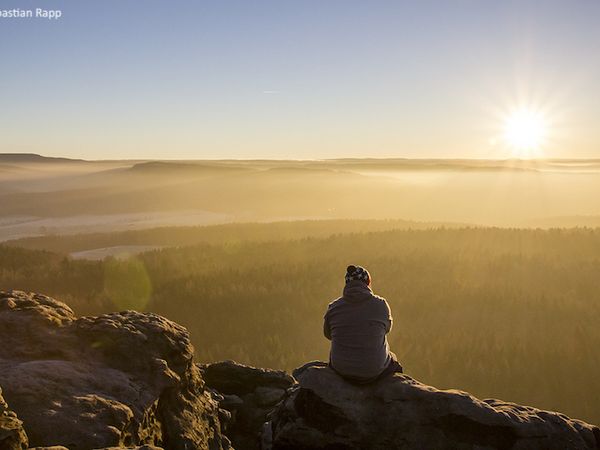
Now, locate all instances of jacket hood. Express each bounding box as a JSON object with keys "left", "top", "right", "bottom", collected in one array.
[{"left": 342, "top": 280, "right": 374, "bottom": 303}]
